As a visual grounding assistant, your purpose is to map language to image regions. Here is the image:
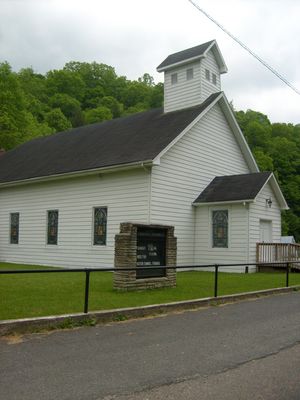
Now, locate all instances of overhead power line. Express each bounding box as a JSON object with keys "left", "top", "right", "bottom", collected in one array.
[{"left": 188, "top": 0, "right": 300, "bottom": 96}]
